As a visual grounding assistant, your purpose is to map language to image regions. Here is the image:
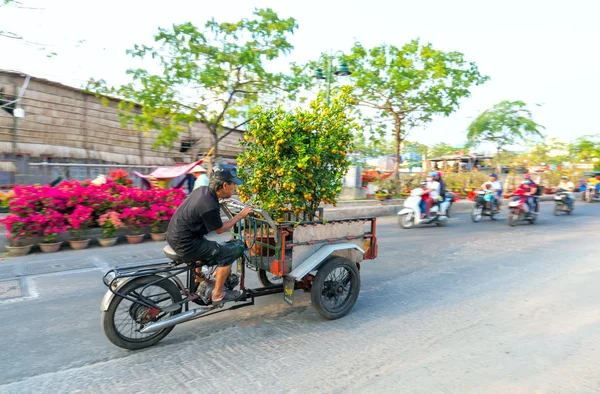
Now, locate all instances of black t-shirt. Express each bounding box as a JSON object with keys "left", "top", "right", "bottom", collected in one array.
[{"left": 166, "top": 187, "right": 223, "bottom": 256}]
